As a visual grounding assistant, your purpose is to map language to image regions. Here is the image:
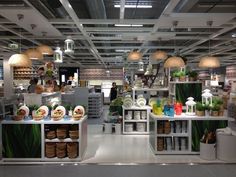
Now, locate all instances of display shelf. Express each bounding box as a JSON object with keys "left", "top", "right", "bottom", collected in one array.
[
  {"left": 156, "top": 133, "right": 189, "bottom": 137},
  {"left": 123, "top": 106, "right": 151, "bottom": 135},
  {"left": 45, "top": 138, "right": 79, "bottom": 143},
  {"left": 122, "top": 105, "right": 152, "bottom": 110},
  {"left": 123, "top": 119, "right": 147, "bottom": 122},
  {"left": 169, "top": 81, "right": 202, "bottom": 84},
  {"left": 1, "top": 116, "right": 87, "bottom": 162},
  {"left": 132, "top": 87, "right": 169, "bottom": 91},
  {"left": 13, "top": 67, "right": 37, "bottom": 80},
  {"left": 149, "top": 113, "right": 232, "bottom": 155}
]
